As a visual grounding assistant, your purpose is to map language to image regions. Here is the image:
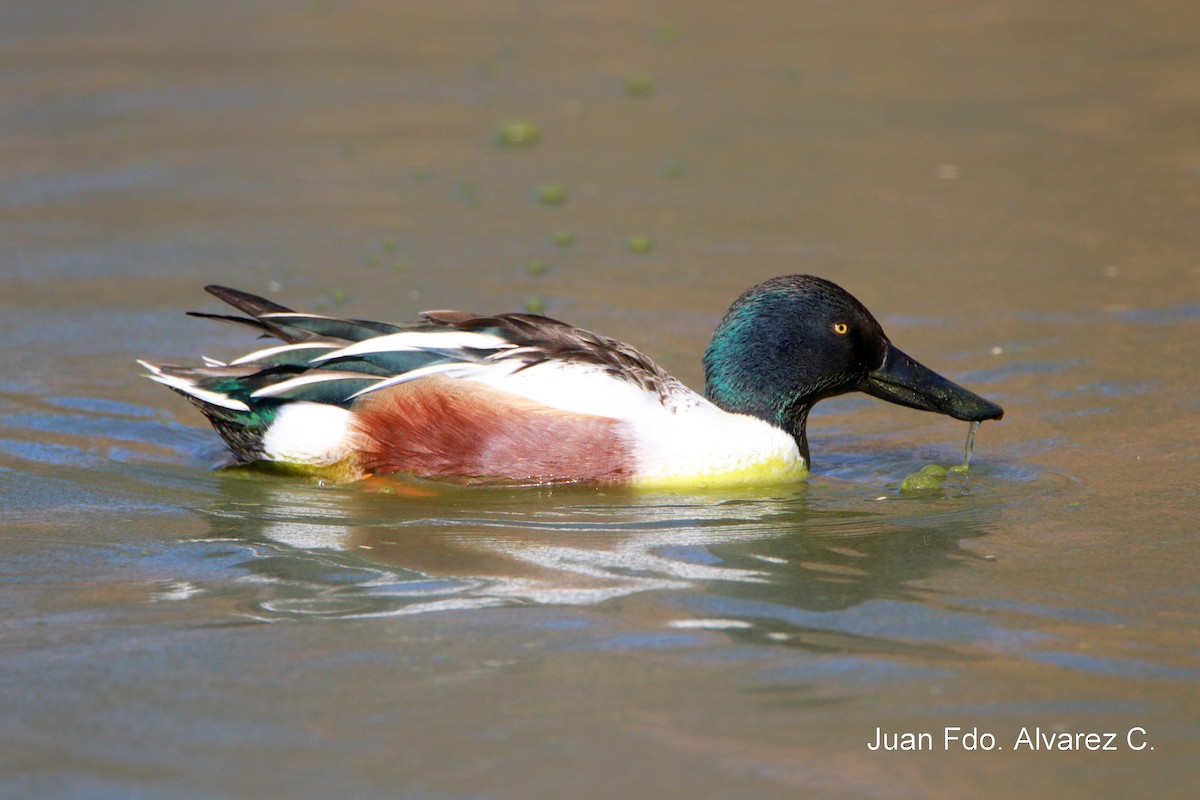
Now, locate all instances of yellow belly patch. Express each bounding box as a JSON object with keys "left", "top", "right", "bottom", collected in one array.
[{"left": 628, "top": 456, "right": 809, "bottom": 491}]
